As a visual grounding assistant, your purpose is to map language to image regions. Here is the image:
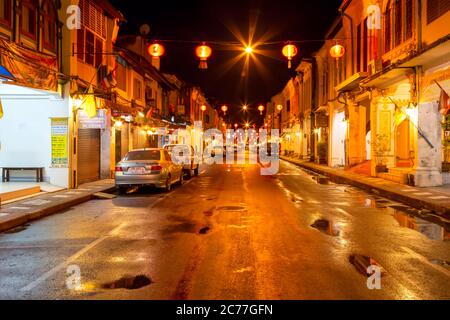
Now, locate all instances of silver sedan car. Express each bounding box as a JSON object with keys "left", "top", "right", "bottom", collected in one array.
[{"left": 115, "top": 148, "right": 183, "bottom": 193}]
